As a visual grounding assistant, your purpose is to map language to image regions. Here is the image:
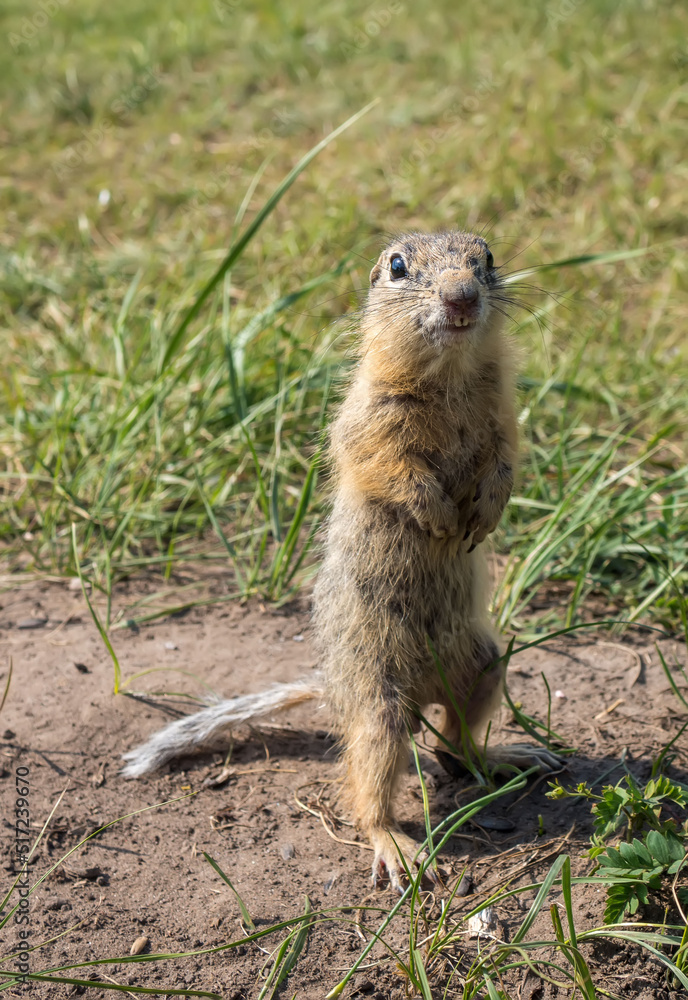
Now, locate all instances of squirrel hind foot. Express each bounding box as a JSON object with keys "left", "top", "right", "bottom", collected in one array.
[
  {"left": 485, "top": 742, "right": 565, "bottom": 774},
  {"left": 369, "top": 828, "right": 435, "bottom": 894},
  {"left": 434, "top": 743, "right": 565, "bottom": 783}
]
